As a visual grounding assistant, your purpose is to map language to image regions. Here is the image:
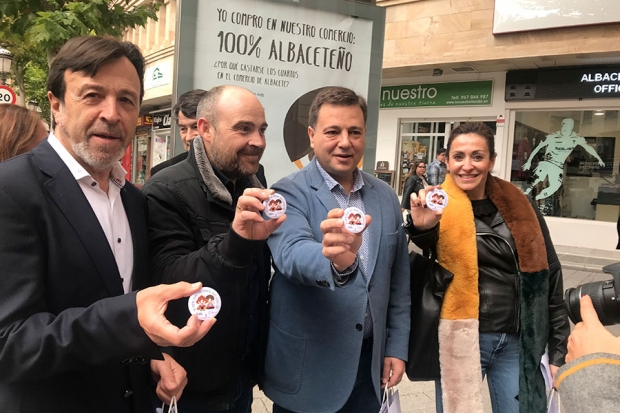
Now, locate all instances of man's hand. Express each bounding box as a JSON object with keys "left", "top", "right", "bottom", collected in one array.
[
  {"left": 565, "top": 295, "right": 620, "bottom": 363},
  {"left": 320, "top": 208, "right": 371, "bottom": 272},
  {"left": 151, "top": 353, "right": 187, "bottom": 404},
  {"left": 409, "top": 187, "right": 443, "bottom": 231},
  {"left": 522, "top": 160, "right": 531, "bottom": 171},
  {"left": 382, "top": 357, "right": 405, "bottom": 389},
  {"left": 137, "top": 282, "right": 217, "bottom": 347},
  {"left": 232, "top": 188, "right": 286, "bottom": 240}
]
